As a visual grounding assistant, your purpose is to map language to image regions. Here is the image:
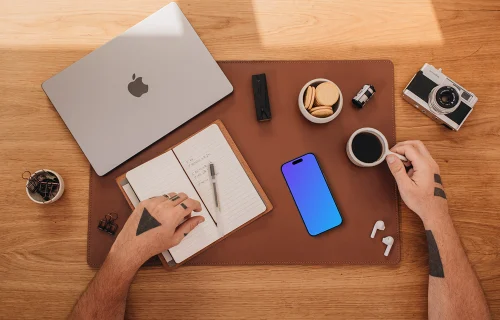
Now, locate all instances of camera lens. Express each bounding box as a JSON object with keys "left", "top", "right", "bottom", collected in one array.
[
  {"left": 436, "top": 86, "right": 459, "bottom": 108},
  {"left": 429, "top": 85, "right": 461, "bottom": 115}
]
